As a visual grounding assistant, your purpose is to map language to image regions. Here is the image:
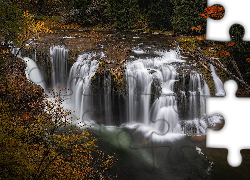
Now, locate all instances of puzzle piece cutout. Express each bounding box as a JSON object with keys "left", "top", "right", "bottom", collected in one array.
[
  {"left": 206, "top": 0, "right": 250, "bottom": 41},
  {"left": 206, "top": 80, "right": 250, "bottom": 167}
]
